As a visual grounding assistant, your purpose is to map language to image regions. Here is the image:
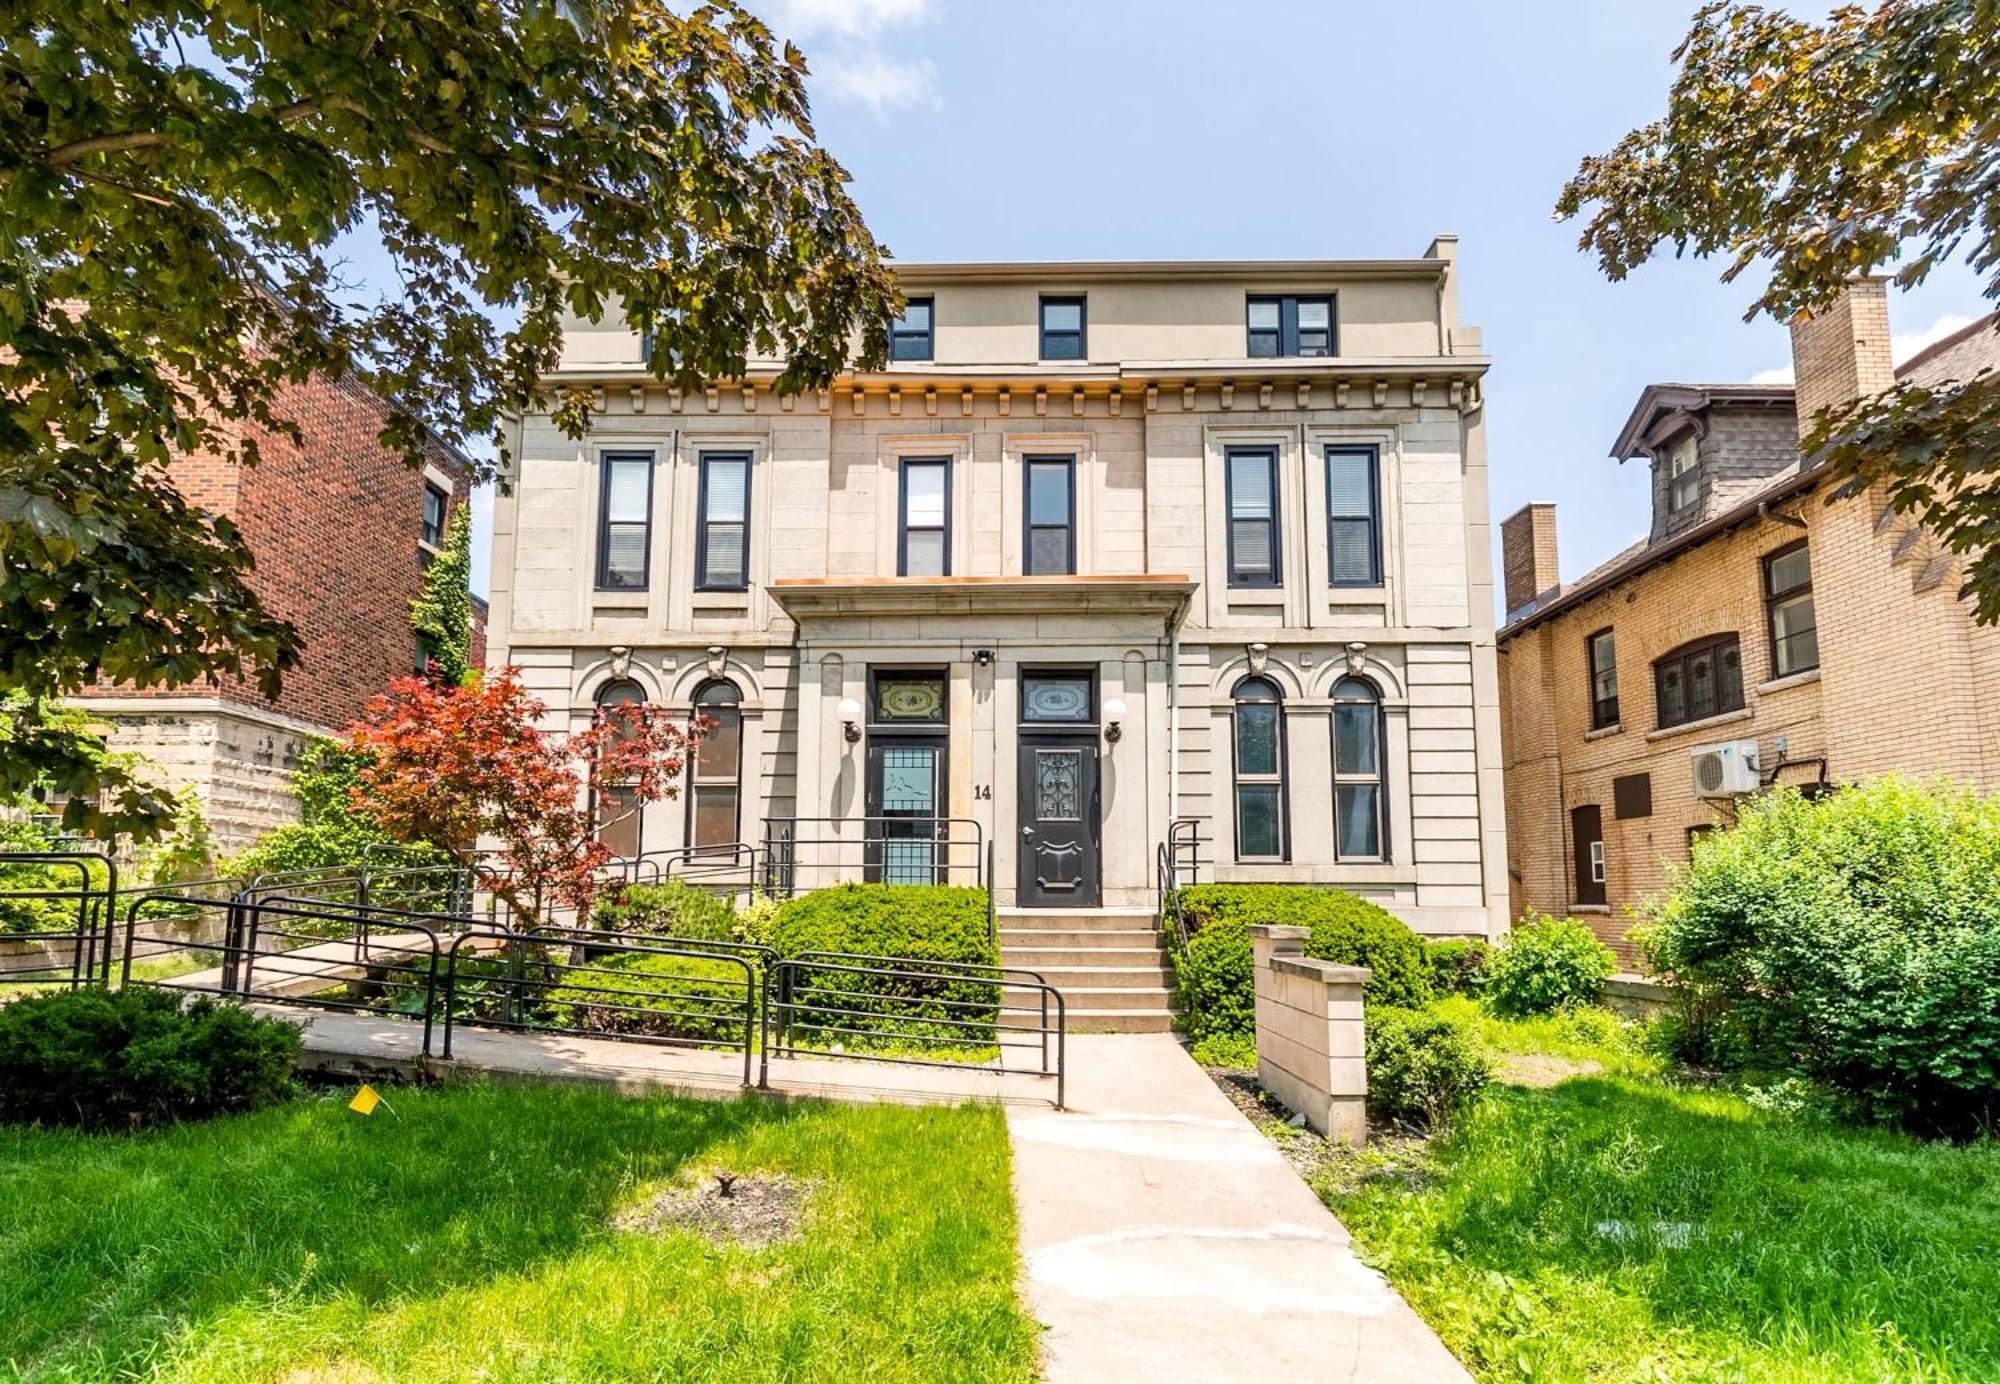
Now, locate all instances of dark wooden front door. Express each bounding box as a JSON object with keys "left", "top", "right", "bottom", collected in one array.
[{"left": 1017, "top": 737, "right": 1100, "bottom": 907}]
